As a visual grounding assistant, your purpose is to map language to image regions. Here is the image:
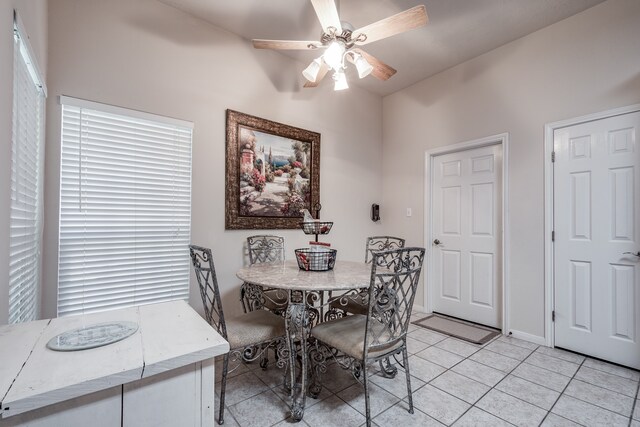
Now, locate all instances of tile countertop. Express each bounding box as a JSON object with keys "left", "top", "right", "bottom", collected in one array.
[{"left": 0, "top": 300, "right": 229, "bottom": 419}]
